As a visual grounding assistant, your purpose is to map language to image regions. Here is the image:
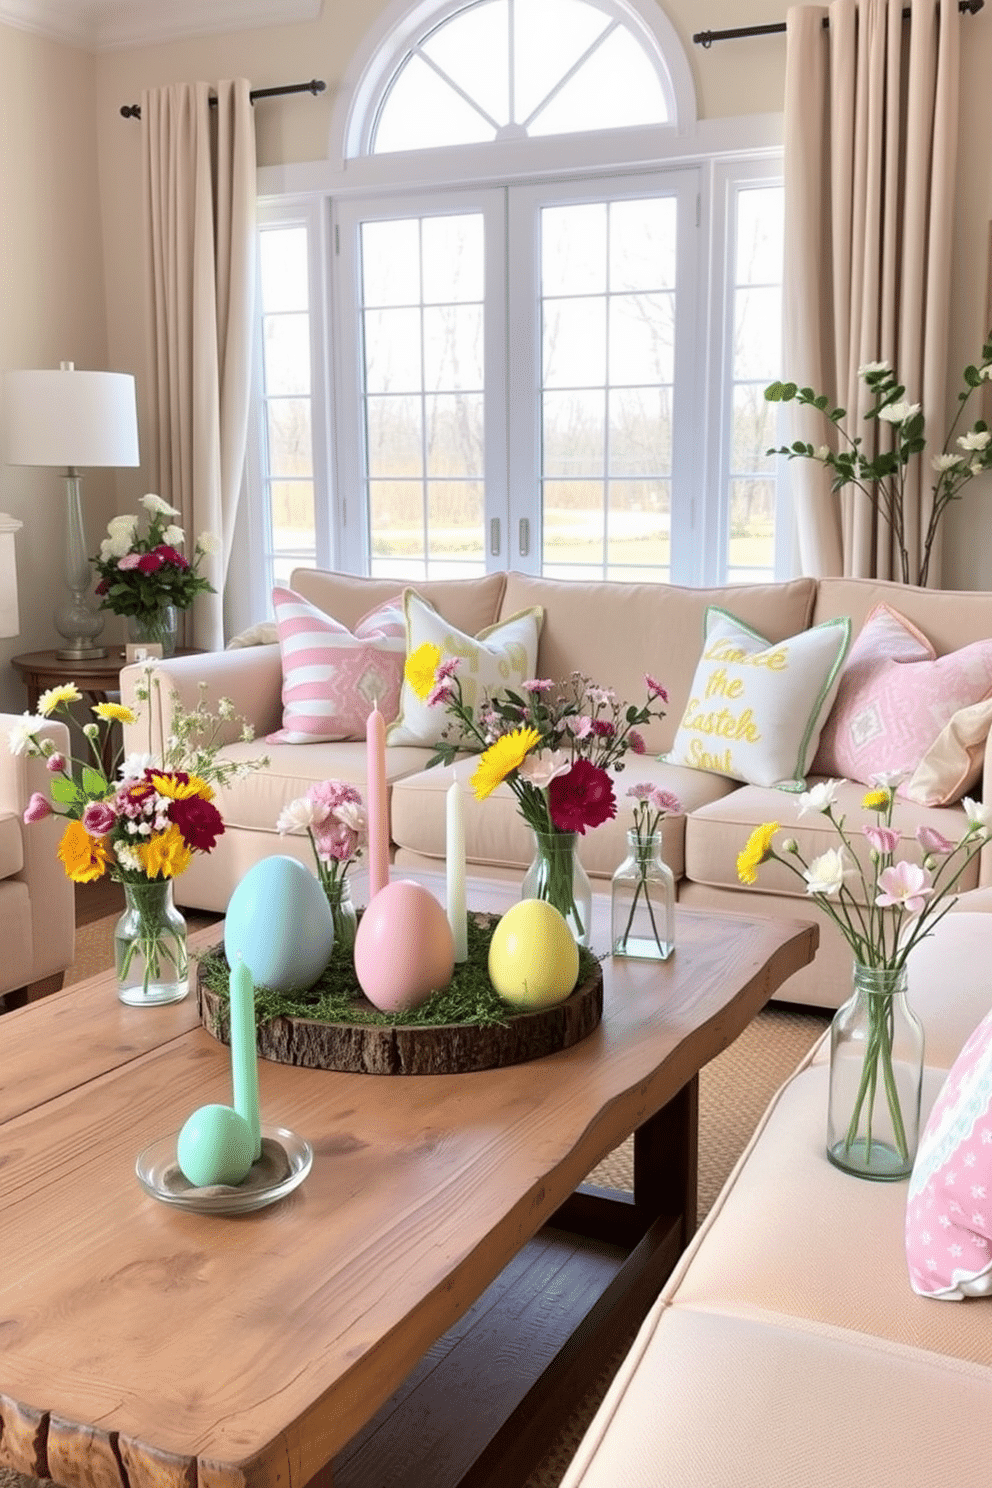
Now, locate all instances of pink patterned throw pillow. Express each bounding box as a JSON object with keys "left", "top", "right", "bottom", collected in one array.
[
  {"left": 812, "top": 603, "right": 992, "bottom": 803},
  {"left": 906, "top": 1007, "right": 992, "bottom": 1300},
  {"left": 267, "top": 587, "right": 406, "bottom": 744}
]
